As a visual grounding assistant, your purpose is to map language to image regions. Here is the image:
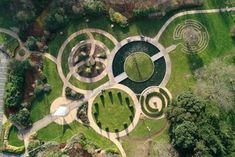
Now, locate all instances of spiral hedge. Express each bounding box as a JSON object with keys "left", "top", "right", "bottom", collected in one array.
[{"left": 140, "top": 87, "right": 171, "bottom": 118}]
